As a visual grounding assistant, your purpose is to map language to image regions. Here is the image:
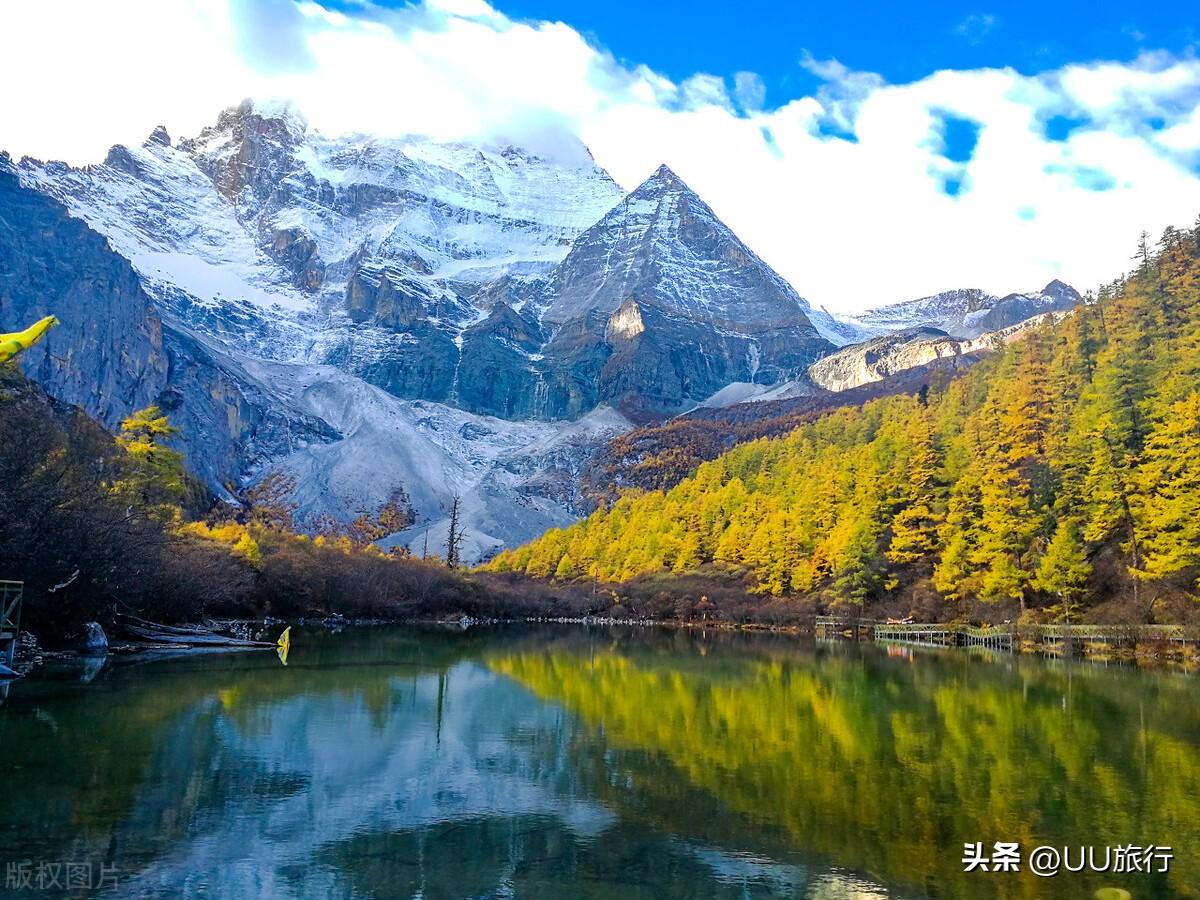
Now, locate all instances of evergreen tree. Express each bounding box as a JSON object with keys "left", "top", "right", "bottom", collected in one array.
[
  {"left": 555, "top": 553, "right": 576, "bottom": 580},
  {"left": 1035, "top": 521, "right": 1091, "bottom": 622},
  {"left": 484, "top": 220, "right": 1200, "bottom": 614},
  {"left": 1134, "top": 394, "right": 1200, "bottom": 585},
  {"left": 886, "top": 419, "right": 941, "bottom": 566},
  {"left": 114, "top": 405, "right": 188, "bottom": 519}
]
